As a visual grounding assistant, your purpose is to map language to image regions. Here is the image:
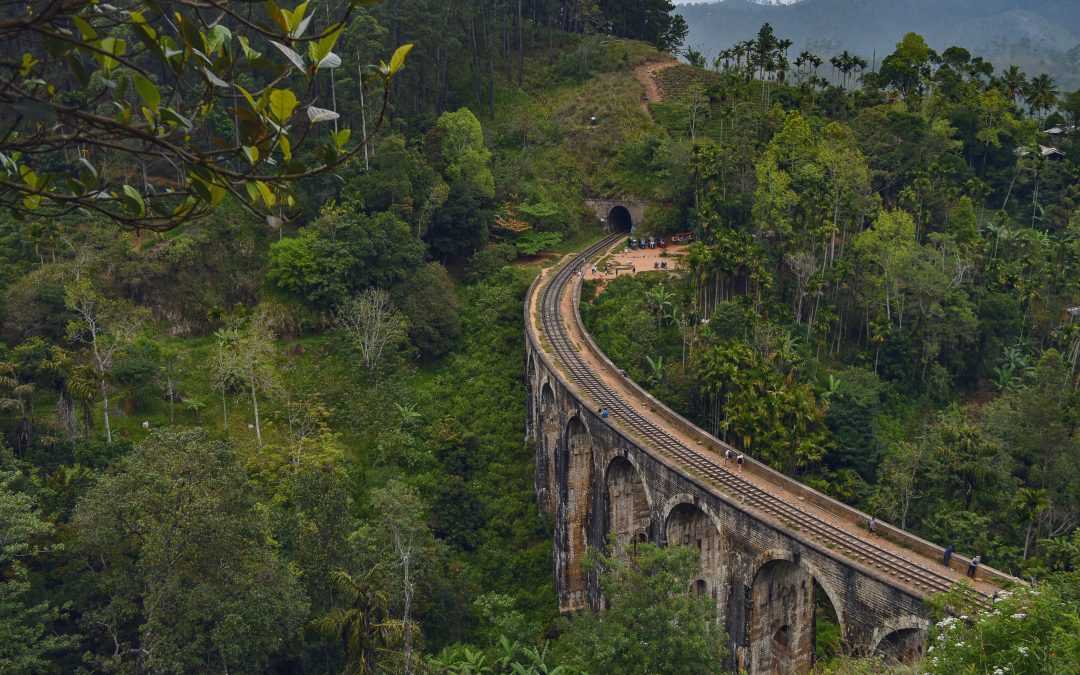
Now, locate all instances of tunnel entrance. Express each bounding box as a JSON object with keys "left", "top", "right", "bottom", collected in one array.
[{"left": 608, "top": 206, "right": 633, "bottom": 232}]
